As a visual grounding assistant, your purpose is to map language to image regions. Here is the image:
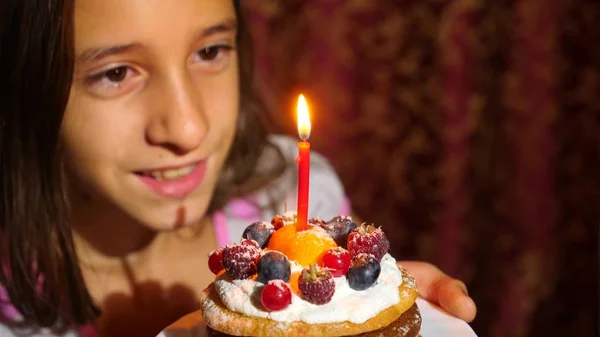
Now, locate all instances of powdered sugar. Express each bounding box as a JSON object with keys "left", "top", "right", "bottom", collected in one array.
[
  {"left": 222, "top": 241, "right": 261, "bottom": 279},
  {"left": 214, "top": 253, "right": 403, "bottom": 324},
  {"left": 302, "top": 224, "right": 335, "bottom": 240},
  {"left": 270, "top": 279, "right": 288, "bottom": 292}
]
